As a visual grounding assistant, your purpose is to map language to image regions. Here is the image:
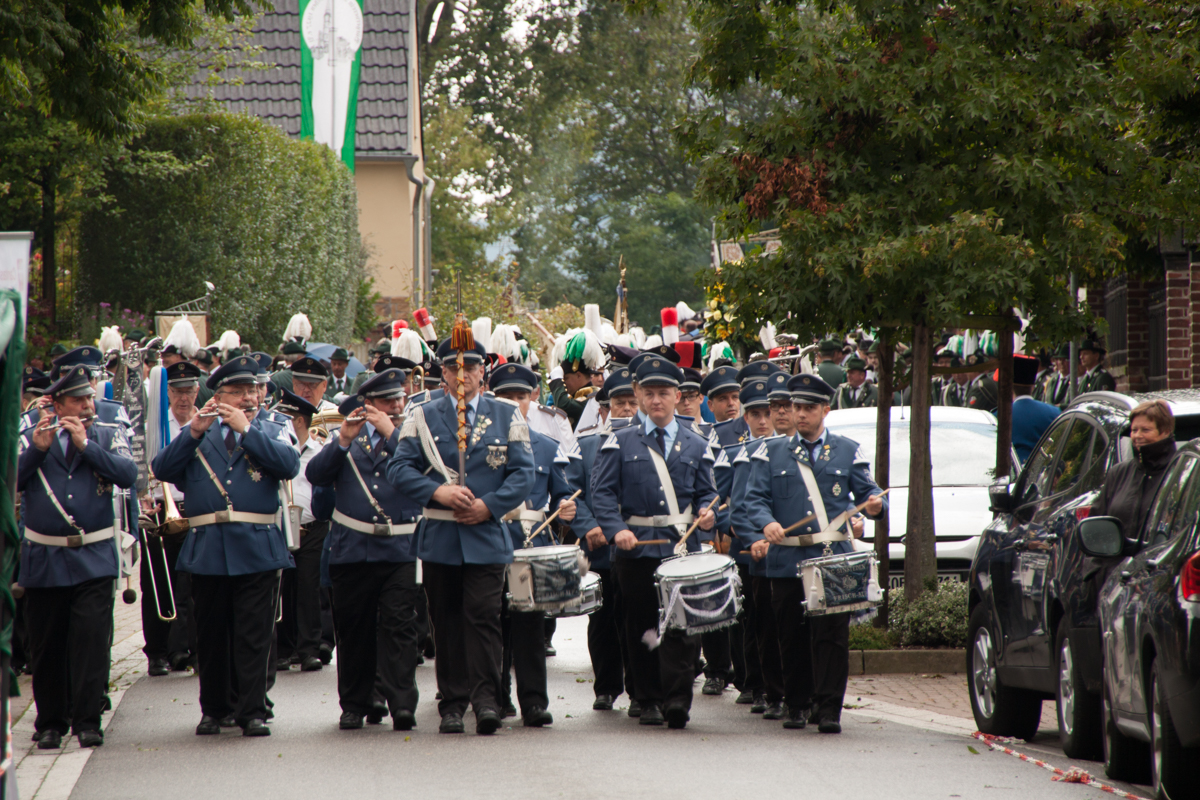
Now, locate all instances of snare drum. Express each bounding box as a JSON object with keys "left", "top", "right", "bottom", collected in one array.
[
  {"left": 654, "top": 553, "right": 741, "bottom": 635},
  {"left": 798, "top": 551, "right": 882, "bottom": 616},
  {"left": 507, "top": 545, "right": 583, "bottom": 612},
  {"left": 547, "top": 571, "right": 603, "bottom": 618}
]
